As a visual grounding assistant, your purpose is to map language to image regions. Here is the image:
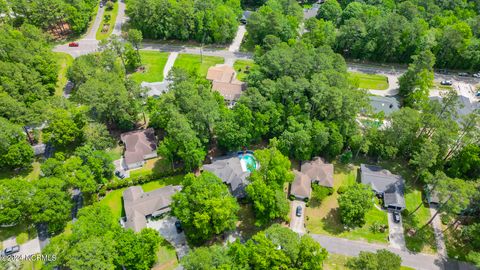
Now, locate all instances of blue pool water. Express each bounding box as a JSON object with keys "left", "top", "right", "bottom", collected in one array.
[{"left": 240, "top": 154, "right": 257, "bottom": 172}]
